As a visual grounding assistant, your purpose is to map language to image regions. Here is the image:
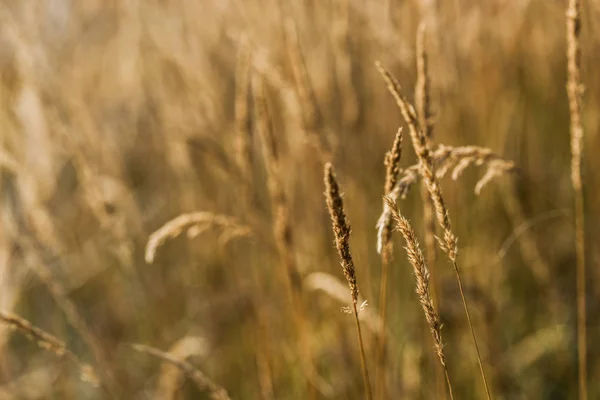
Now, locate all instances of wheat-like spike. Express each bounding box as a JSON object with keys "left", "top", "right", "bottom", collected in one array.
[
  {"left": 385, "top": 198, "right": 454, "bottom": 400},
  {"left": 131, "top": 343, "right": 231, "bottom": 400},
  {"left": 376, "top": 128, "right": 403, "bottom": 256},
  {"left": 145, "top": 212, "right": 252, "bottom": 263},
  {"left": 566, "top": 0, "right": 587, "bottom": 398},
  {"left": 376, "top": 62, "right": 492, "bottom": 400},
  {"left": 0, "top": 311, "right": 100, "bottom": 388},
  {"left": 324, "top": 163, "right": 372, "bottom": 400},
  {"left": 324, "top": 164, "right": 358, "bottom": 303}
]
